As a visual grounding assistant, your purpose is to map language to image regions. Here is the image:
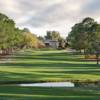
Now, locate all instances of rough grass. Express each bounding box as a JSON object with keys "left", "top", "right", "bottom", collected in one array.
[{"left": 0, "top": 50, "right": 100, "bottom": 83}]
